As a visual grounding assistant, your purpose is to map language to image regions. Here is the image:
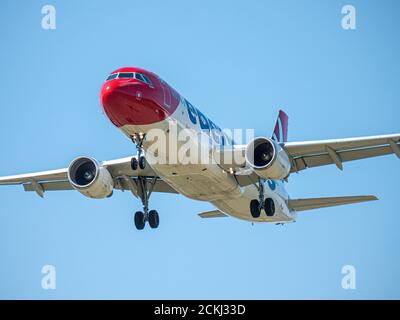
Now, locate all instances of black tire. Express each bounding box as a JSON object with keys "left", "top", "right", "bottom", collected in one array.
[
  {"left": 139, "top": 156, "right": 146, "bottom": 170},
  {"left": 250, "top": 199, "right": 261, "bottom": 218},
  {"left": 148, "top": 210, "right": 159, "bottom": 229},
  {"left": 134, "top": 211, "right": 145, "bottom": 230},
  {"left": 264, "top": 198, "right": 275, "bottom": 217},
  {"left": 131, "top": 157, "right": 138, "bottom": 171}
]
